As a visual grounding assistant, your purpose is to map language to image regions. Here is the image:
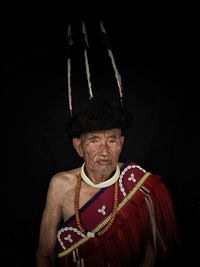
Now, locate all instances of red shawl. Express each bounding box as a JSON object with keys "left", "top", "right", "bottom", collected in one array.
[{"left": 56, "top": 161, "right": 178, "bottom": 267}]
